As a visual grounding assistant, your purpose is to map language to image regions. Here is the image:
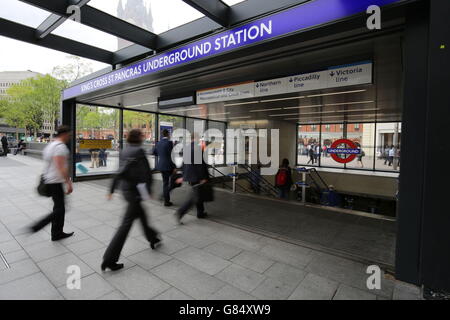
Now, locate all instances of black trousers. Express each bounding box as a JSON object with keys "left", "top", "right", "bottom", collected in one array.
[
  {"left": 178, "top": 182, "right": 205, "bottom": 218},
  {"left": 103, "top": 197, "right": 158, "bottom": 264},
  {"left": 2, "top": 144, "right": 8, "bottom": 156},
  {"left": 32, "top": 183, "right": 66, "bottom": 236},
  {"left": 161, "top": 171, "right": 172, "bottom": 203}
]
